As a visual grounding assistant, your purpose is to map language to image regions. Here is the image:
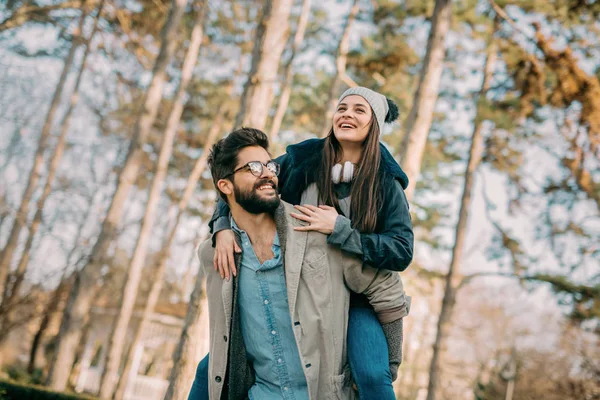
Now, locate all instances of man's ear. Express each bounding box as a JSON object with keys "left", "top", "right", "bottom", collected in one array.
[{"left": 217, "top": 178, "right": 233, "bottom": 197}]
